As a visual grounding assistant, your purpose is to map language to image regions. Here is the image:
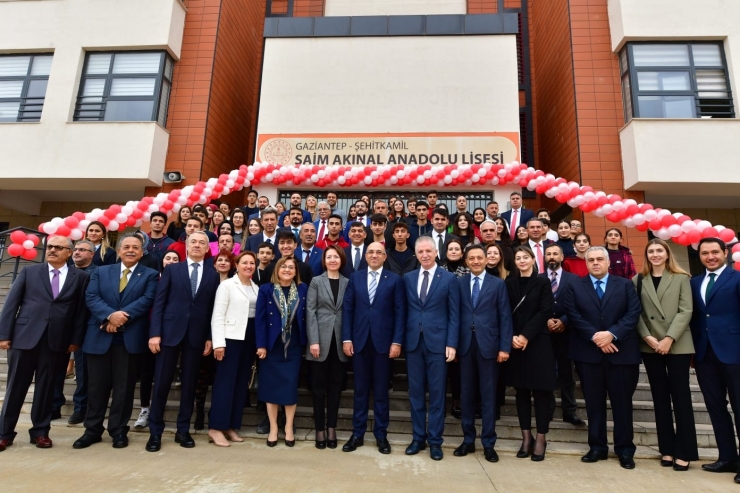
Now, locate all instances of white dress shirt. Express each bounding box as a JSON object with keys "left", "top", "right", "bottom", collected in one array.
[
  {"left": 529, "top": 239, "right": 547, "bottom": 271},
  {"left": 417, "top": 264, "right": 438, "bottom": 297},
  {"left": 48, "top": 263, "right": 69, "bottom": 292},
  {"left": 351, "top": 244, "right": 365, "bottom": 267},
  {"left": 187, "top": 259, "right": 204, "bottom": 292},
  {"left": 509, "top": 208, "right": 522, "bottom": 231},
  {"left": 433, "top": 230, "right": 446, "bottom": 258},
  {"left": 701, "top": 264, "right": 727, "bottom": 303},
  {"left": 120, "top": 263, "right": 138, "bottom": 283},
  {"left": 470, "top": 270, "right": 486, "bottom": 295},
  {"left": 367, "top": 266, "right": 383, "bottom": 291},
  {"left": 264, "top": 232, "right": 277, "bottom": 244},
  {"left": 547, "top": 267, "right": 563, "bottom": 288}
]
